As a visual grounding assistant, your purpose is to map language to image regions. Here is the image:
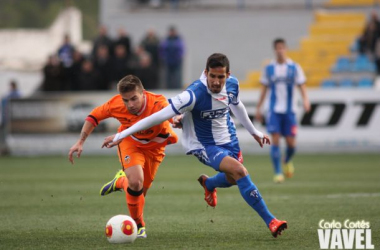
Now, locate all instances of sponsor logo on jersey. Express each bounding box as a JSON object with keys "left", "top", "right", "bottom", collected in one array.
[{"left": 201, "top": 107, "right": 229, "bottom": 120}]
